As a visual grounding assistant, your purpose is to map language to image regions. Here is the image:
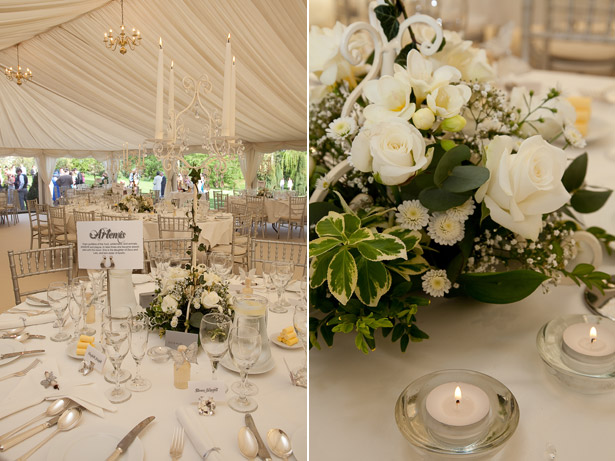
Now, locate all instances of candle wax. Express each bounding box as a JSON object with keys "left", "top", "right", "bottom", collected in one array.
[
  {"left": 561, "top": 322, "right": 615, "bottom": 374},
  {"left": 426, "top": 382, "right": 490, "bottom": 427}
]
